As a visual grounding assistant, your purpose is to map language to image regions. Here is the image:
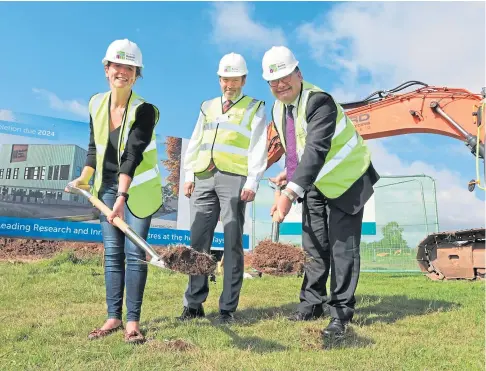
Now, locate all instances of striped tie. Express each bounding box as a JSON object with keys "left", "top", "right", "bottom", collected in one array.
[{"left": 222, "top": 100, "right": 233, "bottom": 113}]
